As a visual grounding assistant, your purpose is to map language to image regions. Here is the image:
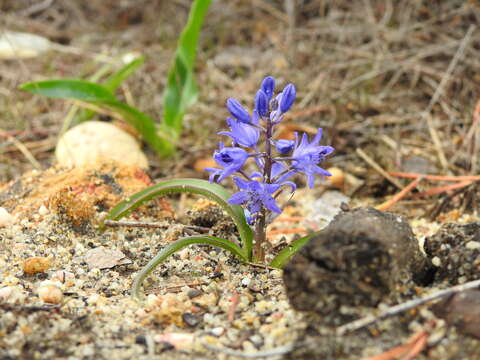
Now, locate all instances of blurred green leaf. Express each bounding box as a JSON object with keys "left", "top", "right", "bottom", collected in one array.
[
  {"left": 21, "top": 79, "right": 116, "bottom": 102},
  {"left": 269, "top": 232, "right": 319, "bottom": 268},
  {"left": 104, "top": 56, "right": 145, "bottom": 92},
  {"left": 101, "top": 178, "right": 253, "bottom": 260},
  {"left": 161, "top": 0, "right": 212, "bottom": 154},
  {"left": 132, "top": 235, "right": 247, "bottom": 300},
  {"left": 21, "top": 79, "right": 168, "bottom": 157}
]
